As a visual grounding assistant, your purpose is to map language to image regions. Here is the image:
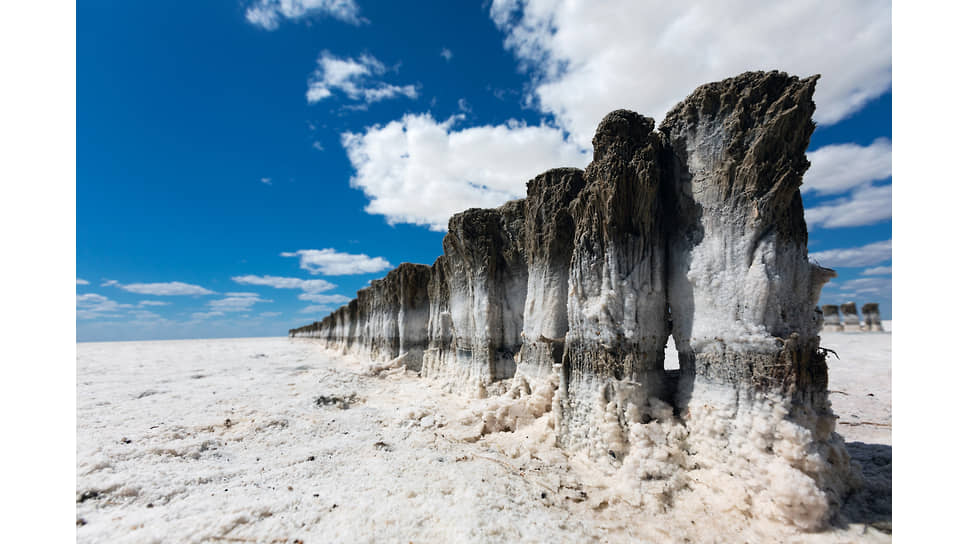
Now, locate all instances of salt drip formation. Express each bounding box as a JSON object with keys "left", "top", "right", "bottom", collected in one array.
[{"left": 291, "top": 71, "right": 857, "bottom": 528}]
